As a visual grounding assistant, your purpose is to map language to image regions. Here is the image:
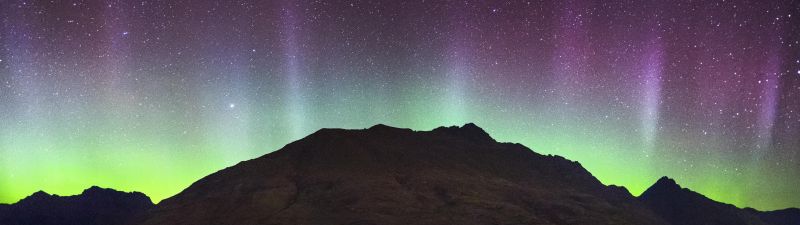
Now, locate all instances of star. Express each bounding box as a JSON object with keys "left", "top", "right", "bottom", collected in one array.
[{"left": 1, "top": 0, "right": 798, "bottom": 211}]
